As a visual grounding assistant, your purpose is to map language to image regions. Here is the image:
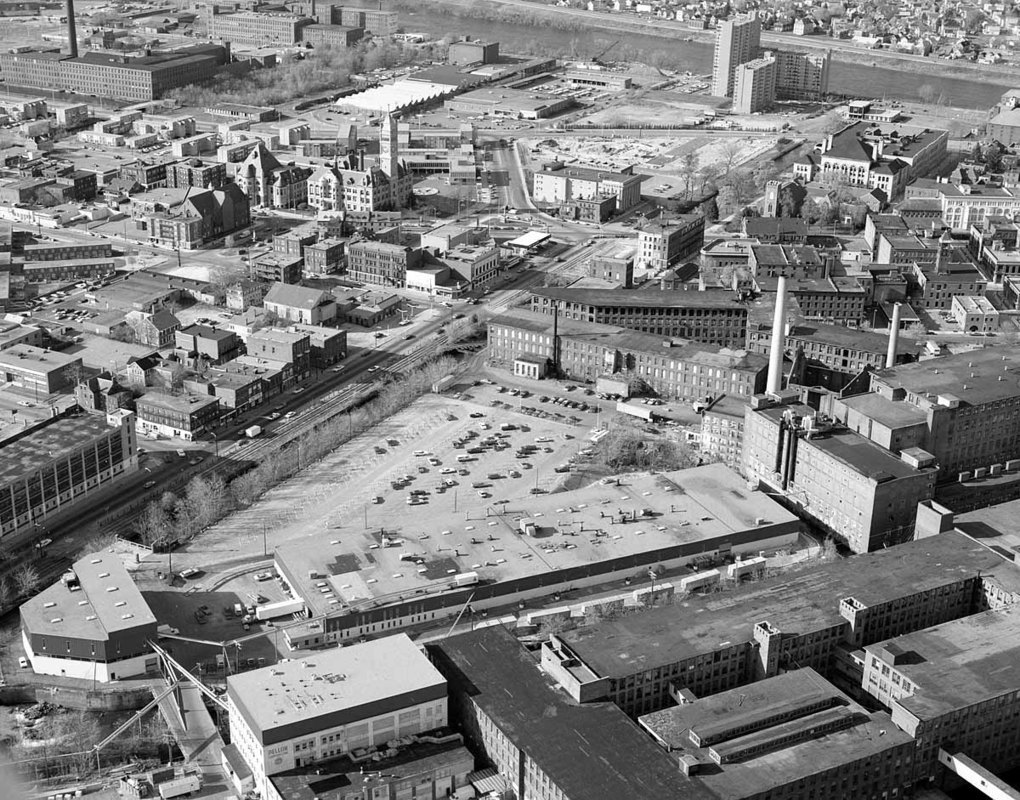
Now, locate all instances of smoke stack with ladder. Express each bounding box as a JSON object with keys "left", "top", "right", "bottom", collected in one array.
[{"left": 766, "top": 276, "right": 787, "bottom": 395}]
